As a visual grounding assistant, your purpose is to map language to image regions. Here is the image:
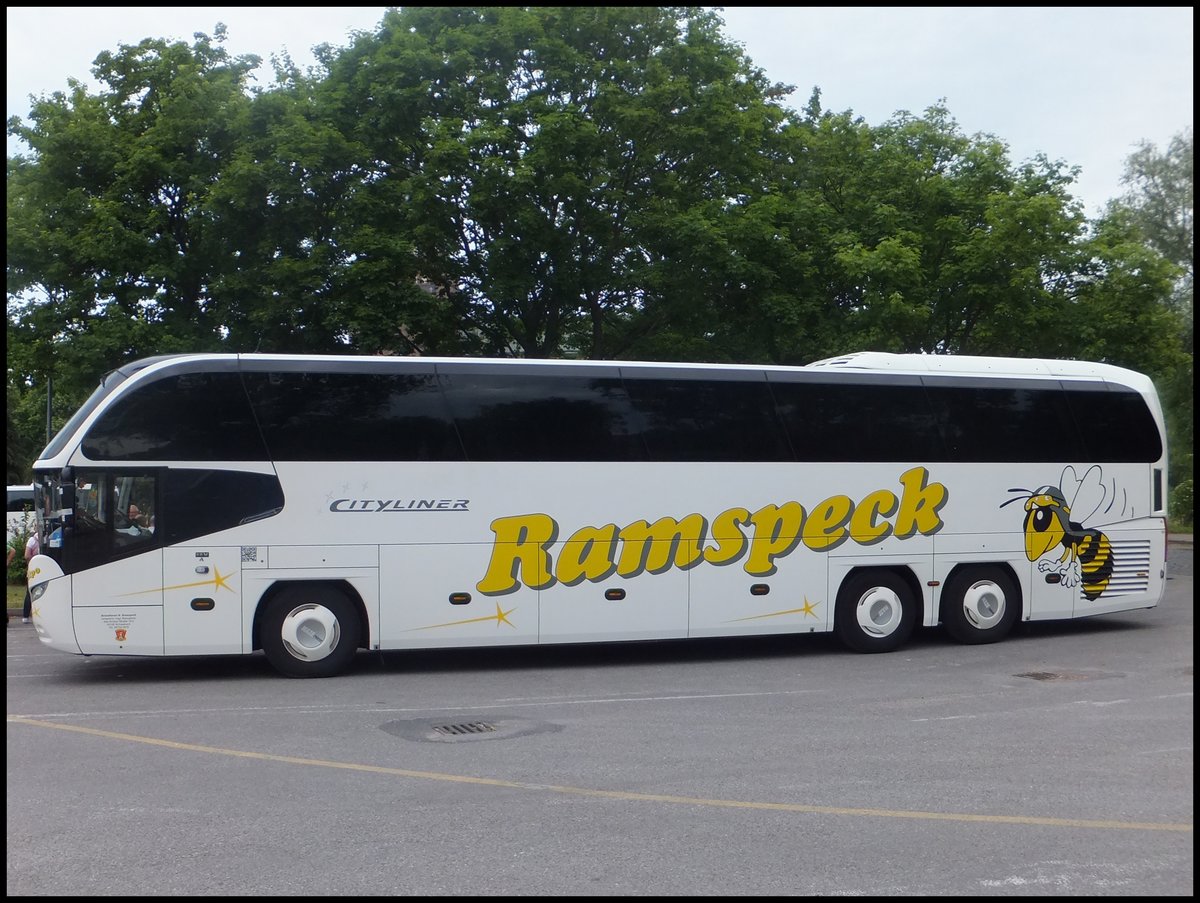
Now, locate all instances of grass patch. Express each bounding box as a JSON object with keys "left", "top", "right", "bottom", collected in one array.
[{"left": 8, "top": 583, "right": 25, "bottom": 612}]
